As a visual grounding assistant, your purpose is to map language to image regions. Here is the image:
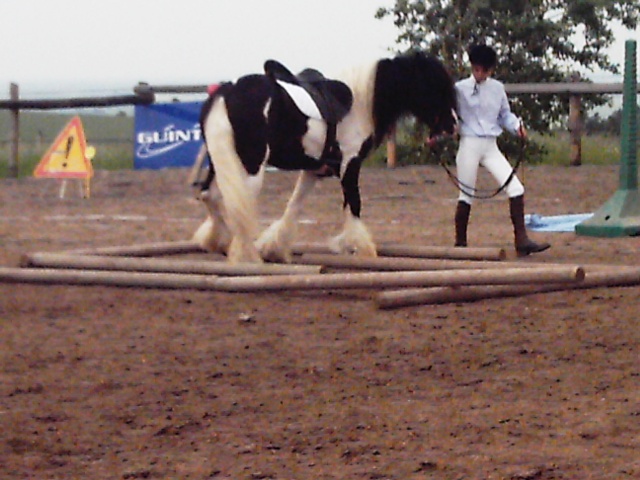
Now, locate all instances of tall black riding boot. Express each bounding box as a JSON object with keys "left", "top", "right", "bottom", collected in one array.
[
  {"left": 454, "top": 201, "right": 471, "bottom": 247},
  {"left": 509, "top": 195, "right": 550, "bottom": 256}
]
